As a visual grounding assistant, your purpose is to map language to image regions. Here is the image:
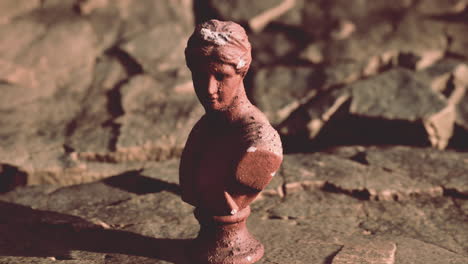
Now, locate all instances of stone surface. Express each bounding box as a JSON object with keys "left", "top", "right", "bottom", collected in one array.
[
  {"left": 277, "top": 65, "right": 468, "bottom": 149},
  {"left": 1, "top": 146, "right": 467, "bottom": 263},
  {"left": 0, "top": 0, "right": 40, "bottom": 25},
  {"left": 252, "top": 66, "right": 320, "bottom": 125},
  {"left": 0, "top": 0, "right": 199, "bottom": 188},
  {"left": 280, "top": 146, "right": 464, "bottom": 201},
  {"left": 0, "top": 5, "right": 467, "bottom": 264},
  {"left": 0, "top": 2, "right": 467, "bottom": 187},
  {"left": 332, "top": 239, "right": 396, "bottom": 264}
]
